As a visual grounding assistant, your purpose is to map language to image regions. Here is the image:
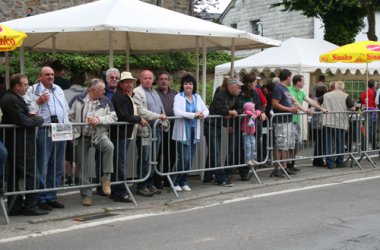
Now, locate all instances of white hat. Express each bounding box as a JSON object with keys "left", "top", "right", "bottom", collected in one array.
[
  {"left": 119, "top": 71, "right": 136, "bottom": 82},
  {"left": 256, "top": 76, "right": 261, "bottom": 80}
]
